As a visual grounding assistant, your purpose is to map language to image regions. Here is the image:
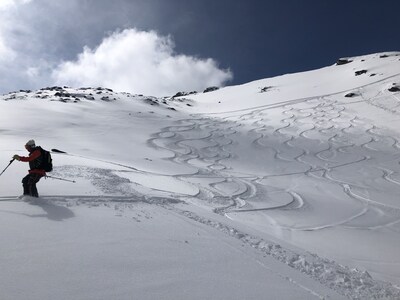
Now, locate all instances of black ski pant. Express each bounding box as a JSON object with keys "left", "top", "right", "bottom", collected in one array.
[{"left": 22, "top": 173, "right": 43, "bottom": 197}]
